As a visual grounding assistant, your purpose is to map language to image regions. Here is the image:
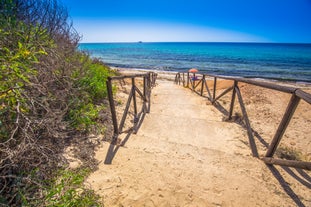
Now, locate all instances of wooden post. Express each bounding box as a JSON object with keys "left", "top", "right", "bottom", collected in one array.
[
  {"left": 191, "top": 73, "right": 195, "bottom": 91},
  {"left": 180, "top": 73, "right": 182, "bottom": 85},
  {"left": 204, "top": 78, "right": 212, "bottom": 102},
  {"left": 147, "top": 75, "right": 151, "bottom": 113},
  {"left": 106, "top": 78, "right": 119, "bottom": 139},
  {"left": 265, "top": 94, "right": 301, "bottom": 157},
  {"left": 236, "top": 86, "right": 258, "bottom": 157},
  {"left": 213, "top": 77, "right": 217, "bottom": 101},
  {"left": 143, "top": 76, "right": 148, "bottom": 113},
  {"left": 143, "top": 76, "right": 146, "bottom": 99},
  {"left": 132, "top": 78, "right": 138, "bottom": 122},
  {"left": 200, "top": 75, "right": 205, "bottom": 96},
  {"left": 183, "top": 73, "right": 185, "bottom": 86},
  {"left": 187, "top": 72, "right": 190, "bottom": 87},
  {"left": 228, "top": 81, "right": 237, "bottom": 120},
  {"left": 148, "top": 73, "right": 152, "bottom": 89}
]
